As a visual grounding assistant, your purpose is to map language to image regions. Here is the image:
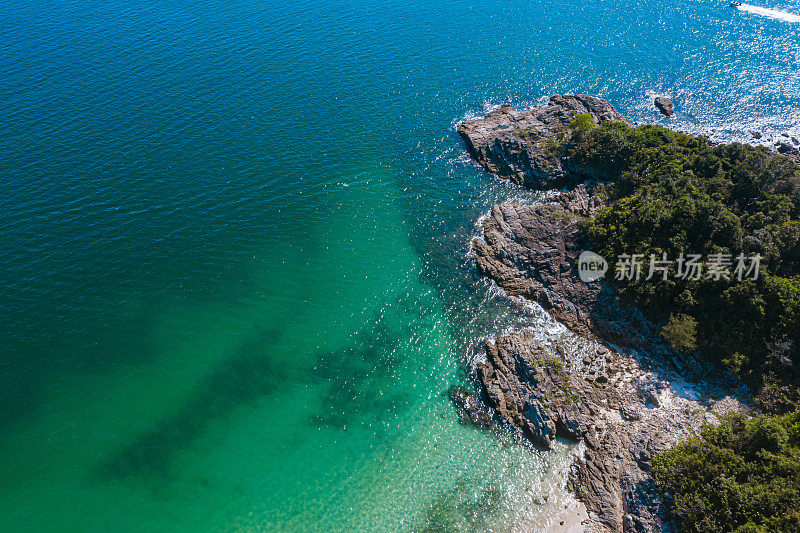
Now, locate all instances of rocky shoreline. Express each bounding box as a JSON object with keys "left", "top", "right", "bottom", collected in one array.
[{"left": 453, "top": 96, "right": 752, "bottom": 532}]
